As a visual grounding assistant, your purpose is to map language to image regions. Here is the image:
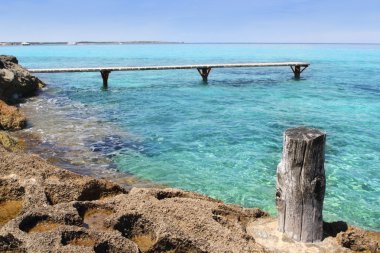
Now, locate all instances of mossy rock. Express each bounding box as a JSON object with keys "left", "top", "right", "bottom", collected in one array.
[
  {"left": 0, "top": 131, "right": 24, "bottom": 152},
  {"left": 0, "top": 100, "right": 26, "bottom": 130}
]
